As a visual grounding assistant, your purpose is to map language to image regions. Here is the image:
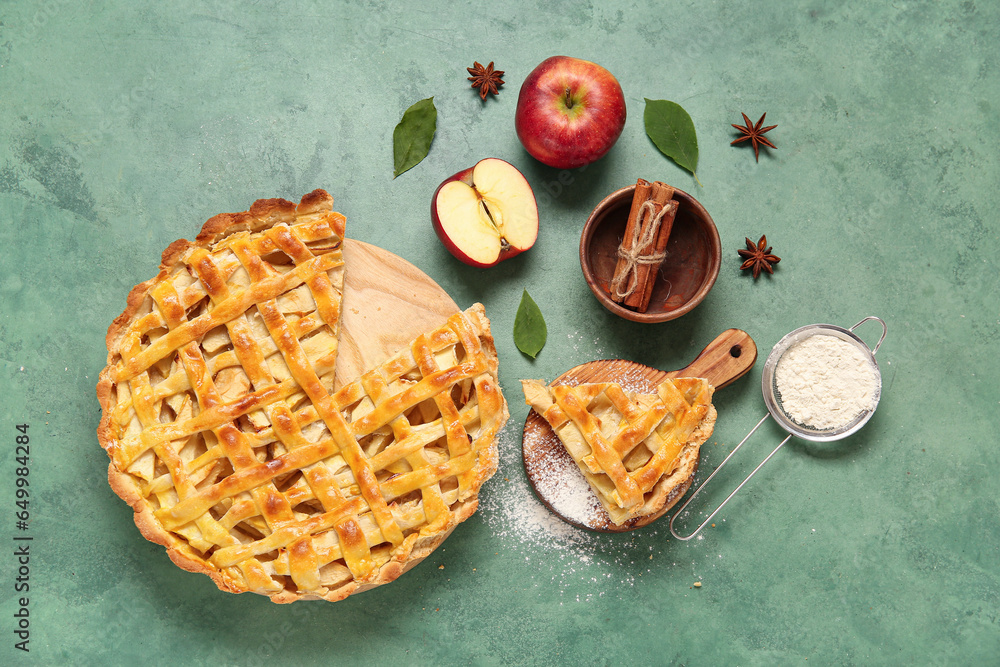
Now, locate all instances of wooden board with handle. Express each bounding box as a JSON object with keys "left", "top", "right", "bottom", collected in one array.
[
  {"left": 522, "top": 329, "right": 758, "bottom": 533},
  {"left": 334, "top": 240, "right": 460, "bottom": 388}
]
